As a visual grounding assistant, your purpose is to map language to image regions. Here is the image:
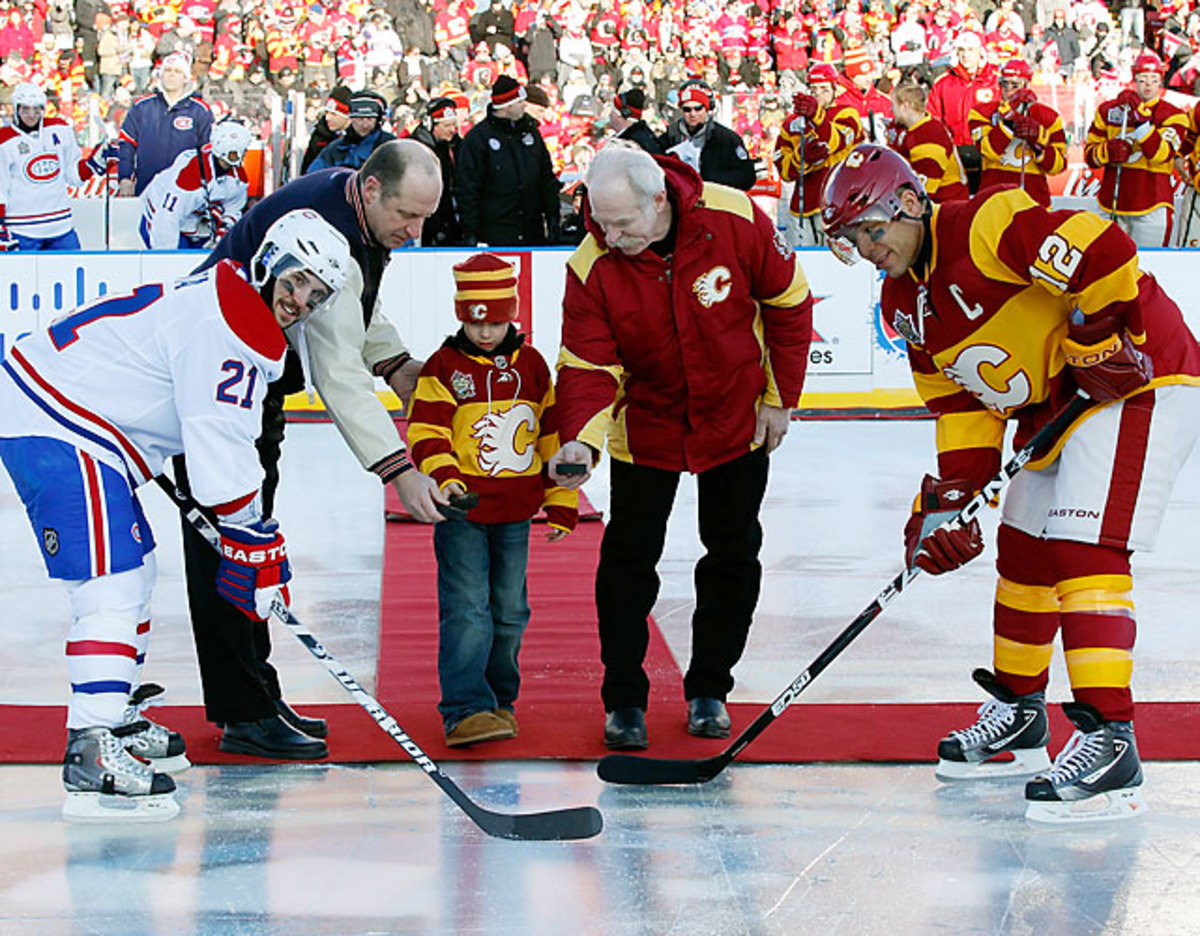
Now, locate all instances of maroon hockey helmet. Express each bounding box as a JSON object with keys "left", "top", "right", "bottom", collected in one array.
[{"left": 820, "top": 144, "right": 926, "bottom": 264}]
